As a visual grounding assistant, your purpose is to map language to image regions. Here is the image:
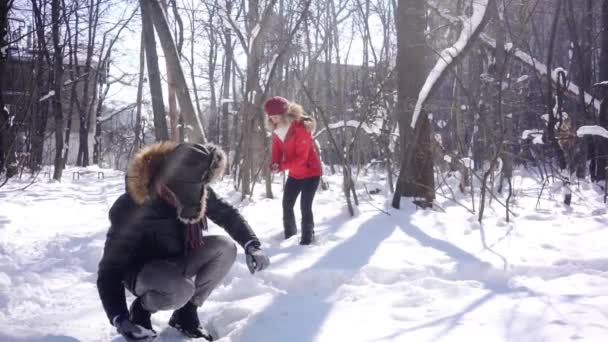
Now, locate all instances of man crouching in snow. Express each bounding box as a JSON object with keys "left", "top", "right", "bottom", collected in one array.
[{"left": 97, "top": 142, "right": 269, "bottom": 341}]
